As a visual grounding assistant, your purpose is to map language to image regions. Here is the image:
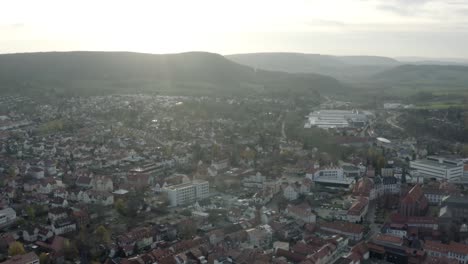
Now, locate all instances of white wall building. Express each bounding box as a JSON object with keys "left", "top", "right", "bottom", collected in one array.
[
  {"left": 242, "top": 172, "right": 266, "bottom": 189},
  {"left": 283, "top": 184, "right": 299, "bottom": 201},
  {"left": 0, "top": 207, "right": 17, "bottom": 227},
  {"left": 304, "top": 110, "right": 369, "bottom": 129},
  {"left": 410, "top": 156, "right": 464, "bottom": 182},
  {"left": 163, "top": 180, "right": 209, "bottom": 206},
  {"left": 308, "top": 166, "right": 355, "bottom": 187}
]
